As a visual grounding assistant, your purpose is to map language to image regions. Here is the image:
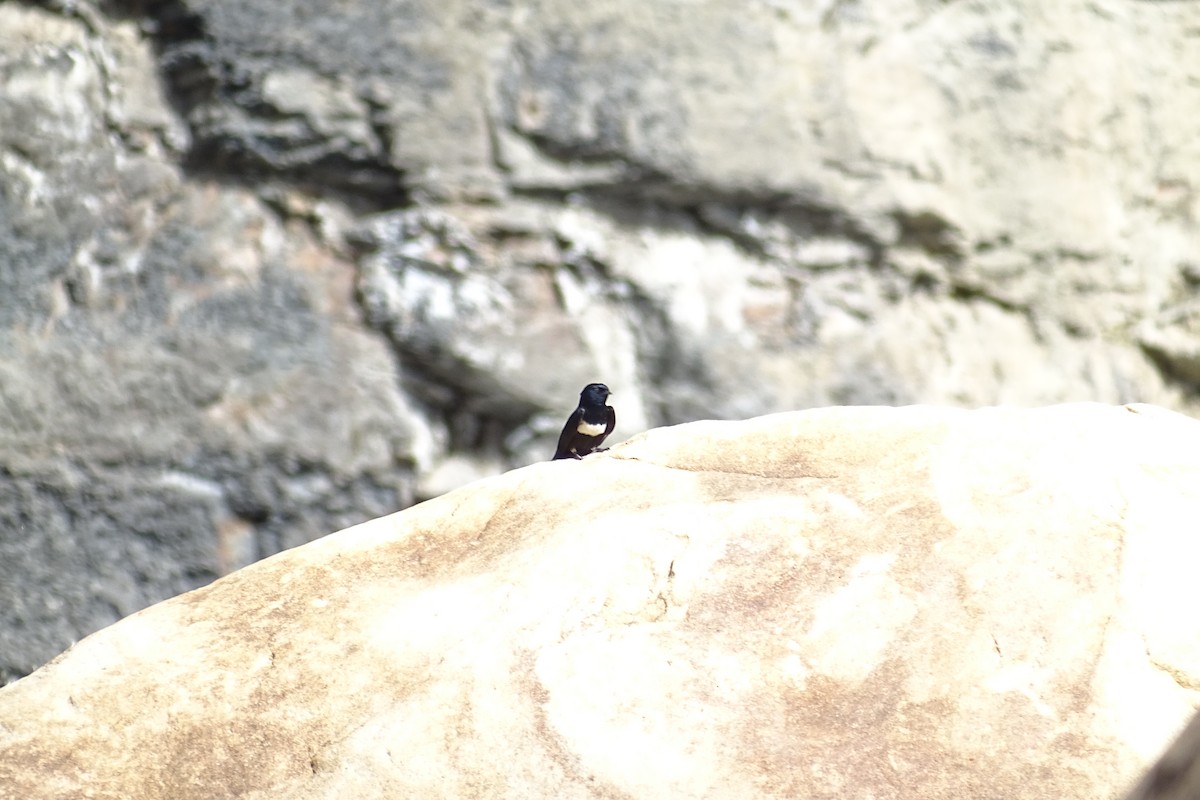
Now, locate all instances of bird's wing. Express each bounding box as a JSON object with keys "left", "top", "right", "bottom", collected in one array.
[
  {"left": 604, "top": 405, "right": 616, "bottom": 437},
  {"left": 553, "top": 408, "right": 583, "bottom": 459}
]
